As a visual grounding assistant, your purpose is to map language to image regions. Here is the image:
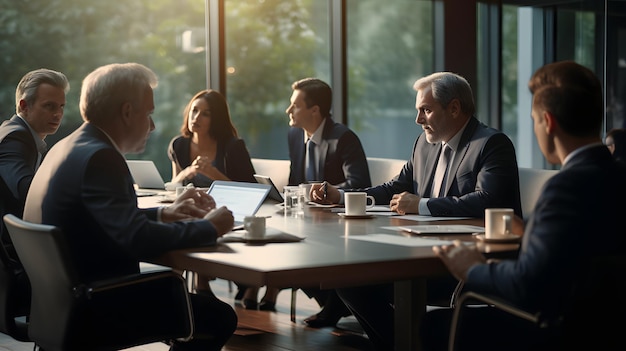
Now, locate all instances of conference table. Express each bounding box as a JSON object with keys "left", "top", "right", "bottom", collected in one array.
[{"left": 139, "top": 194, "right": 519, "bottom": 351}]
